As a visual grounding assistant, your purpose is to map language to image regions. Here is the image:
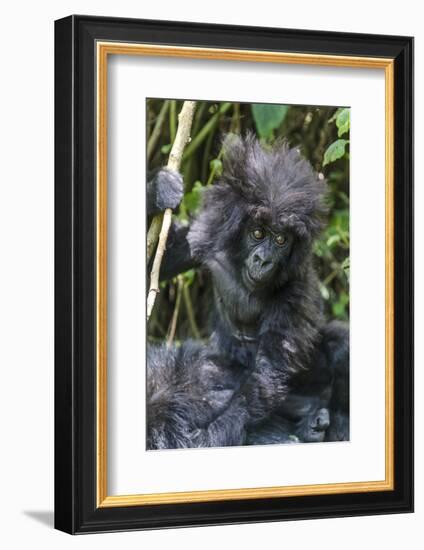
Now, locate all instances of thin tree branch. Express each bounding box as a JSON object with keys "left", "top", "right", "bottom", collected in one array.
[
  {"left": 147, "top": 100, "right": 170, "bottom": 162},
  {"left": 201, "top": 126, "right": 215, "bottom": 182},
  {"left": 147, "top": 100, "right": 197, "bottom": 320},
  {"left": 183, "top": 282, "right": 201, "bottom": 339},
  {"left": 166, "top": 276, "right": 184, "bottom": 347},
  {"left": 169, "top": 100, "right": 177, "bottom": 142},
  {"left": 146, "top": 216, "right": 162, "bottom": 263}
]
